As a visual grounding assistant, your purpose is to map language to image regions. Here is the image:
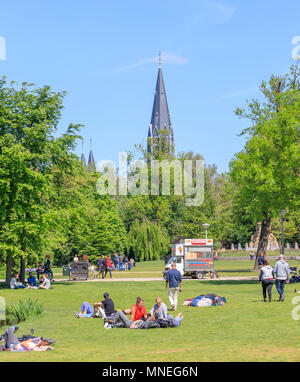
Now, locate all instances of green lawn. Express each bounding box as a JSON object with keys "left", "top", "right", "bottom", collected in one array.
[{"left": 1, "top": 276, "right": 300, "bottom": 362}]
